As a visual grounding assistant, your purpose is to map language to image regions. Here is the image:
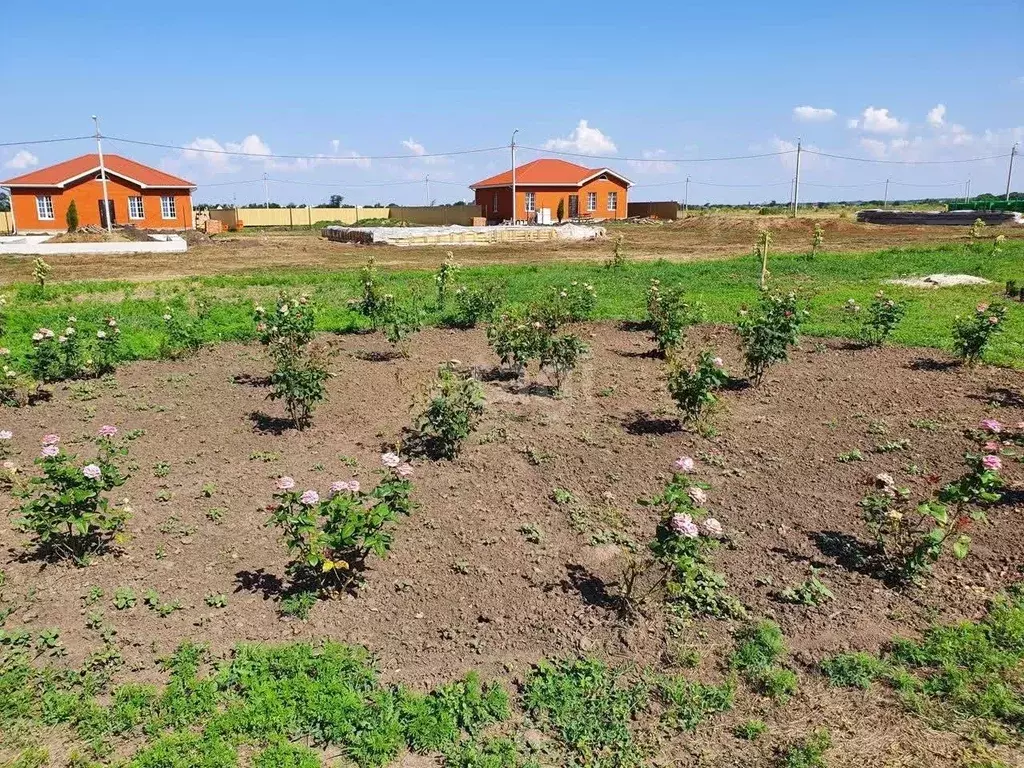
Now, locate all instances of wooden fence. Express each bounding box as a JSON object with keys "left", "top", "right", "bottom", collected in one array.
[{"left": 0, "top": 211, "right": 13, "bottom": 234}]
